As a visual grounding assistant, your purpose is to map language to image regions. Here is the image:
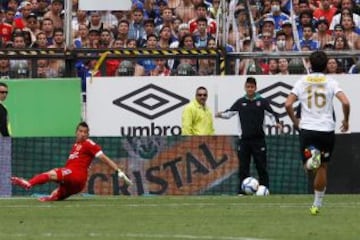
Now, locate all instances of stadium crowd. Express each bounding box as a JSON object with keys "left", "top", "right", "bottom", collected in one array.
[{"left": 0, "top": 0, "right": 360, "bottom": 78}]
